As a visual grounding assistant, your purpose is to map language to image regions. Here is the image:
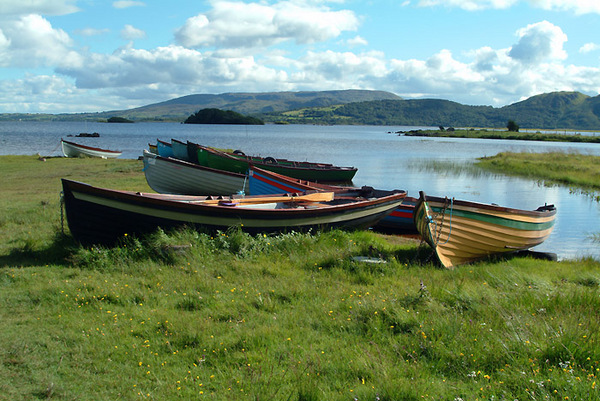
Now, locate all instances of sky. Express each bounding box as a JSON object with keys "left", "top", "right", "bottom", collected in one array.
[{"left": 0, "top": 0, "right": 599, "bottom": 114}]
